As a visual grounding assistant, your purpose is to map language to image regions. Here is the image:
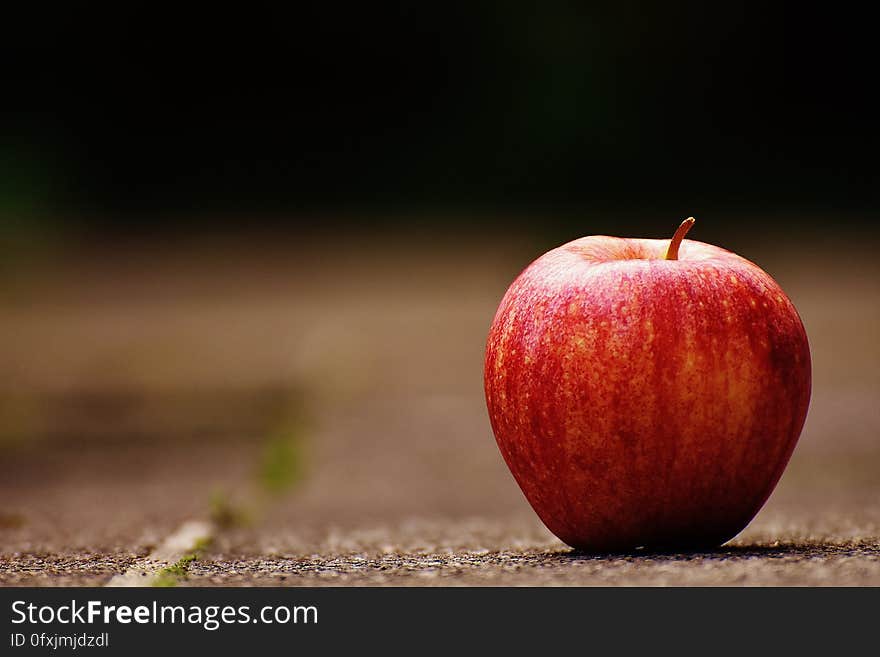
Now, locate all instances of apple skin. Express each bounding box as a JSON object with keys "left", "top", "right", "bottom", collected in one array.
[{"left": 484, "top": 233, "right": 811, "bottom": 552}]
